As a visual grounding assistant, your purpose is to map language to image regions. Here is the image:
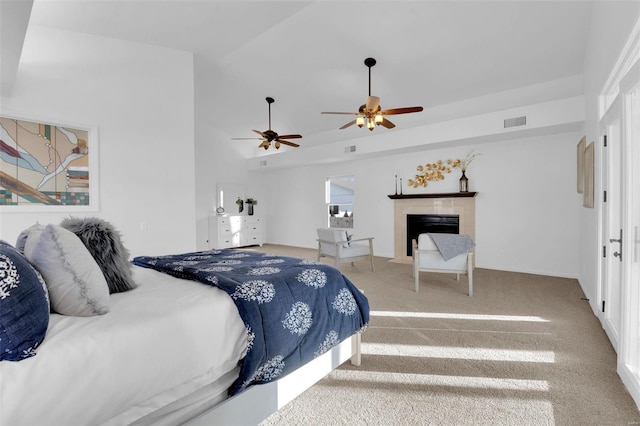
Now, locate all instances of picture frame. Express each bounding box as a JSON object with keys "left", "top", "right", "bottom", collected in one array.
[
  {"left": 577, "top": 136, "right": 586, "bottom": 194},
  {"left": 0, "top": 113, "right": 99, "bottom": 212},
  {"left": 583, "top": 141, "right": 595, "bottom": 208}
]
